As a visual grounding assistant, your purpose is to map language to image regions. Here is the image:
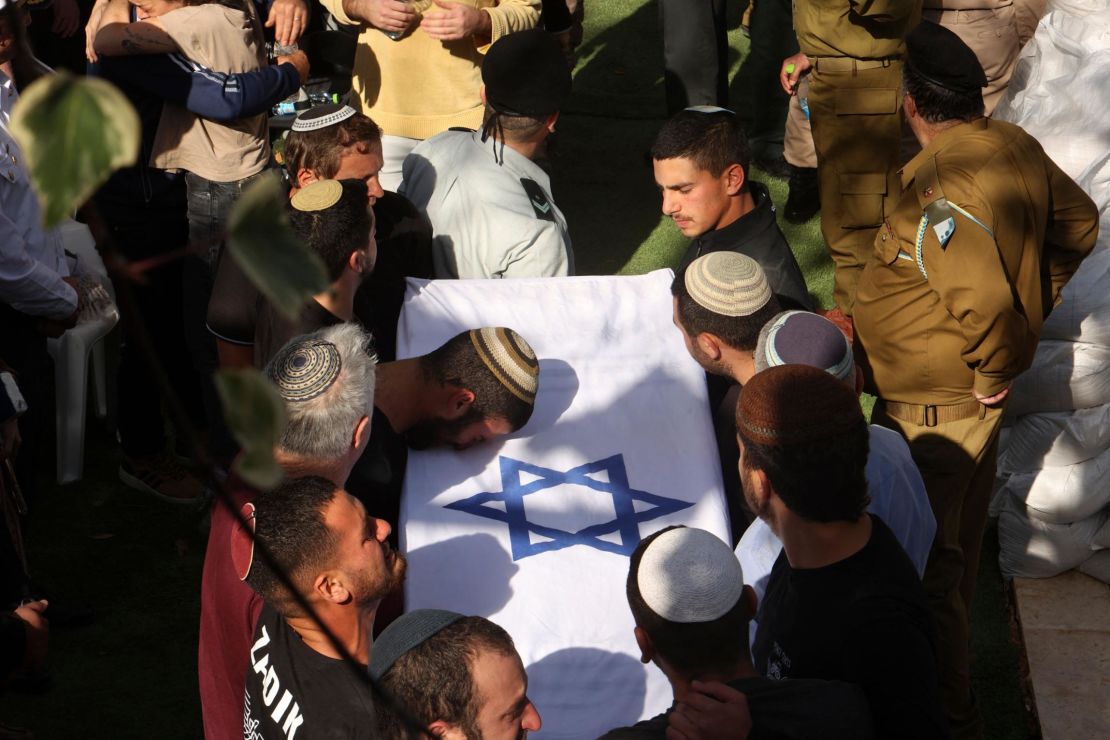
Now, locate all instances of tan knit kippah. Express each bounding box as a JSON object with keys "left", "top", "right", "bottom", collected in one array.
[
  {"left": 469, "top": 327, "right": 539, "bottom": 404},
  {"left": 737, "top": 364, "right": 864, "bottom": 447},
  {"left": 638, "top": 527, "right": 744, "bottom": 623},
  {"left": 290, "top": 179, "right": 343, "bottom": 212},
  {"left": 684, "top": 252, "right": 773, "bottom": 317}
]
